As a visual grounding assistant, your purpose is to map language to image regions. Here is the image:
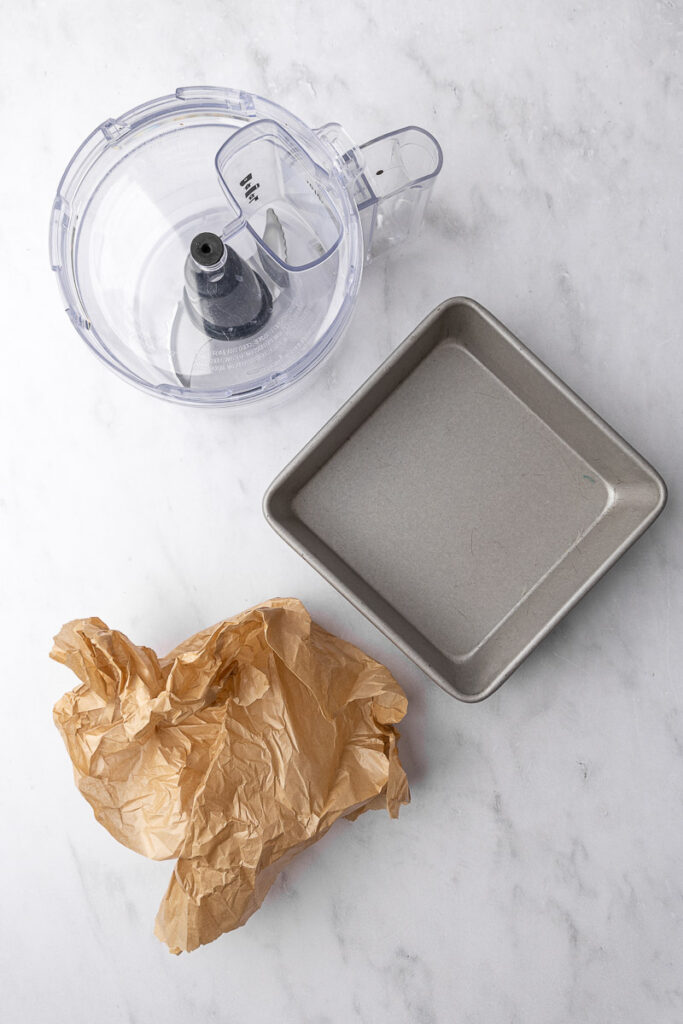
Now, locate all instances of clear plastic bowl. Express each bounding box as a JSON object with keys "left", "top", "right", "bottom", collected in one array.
[{"left": 50, "top": 87, "right": 442, "bottom": 405}]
